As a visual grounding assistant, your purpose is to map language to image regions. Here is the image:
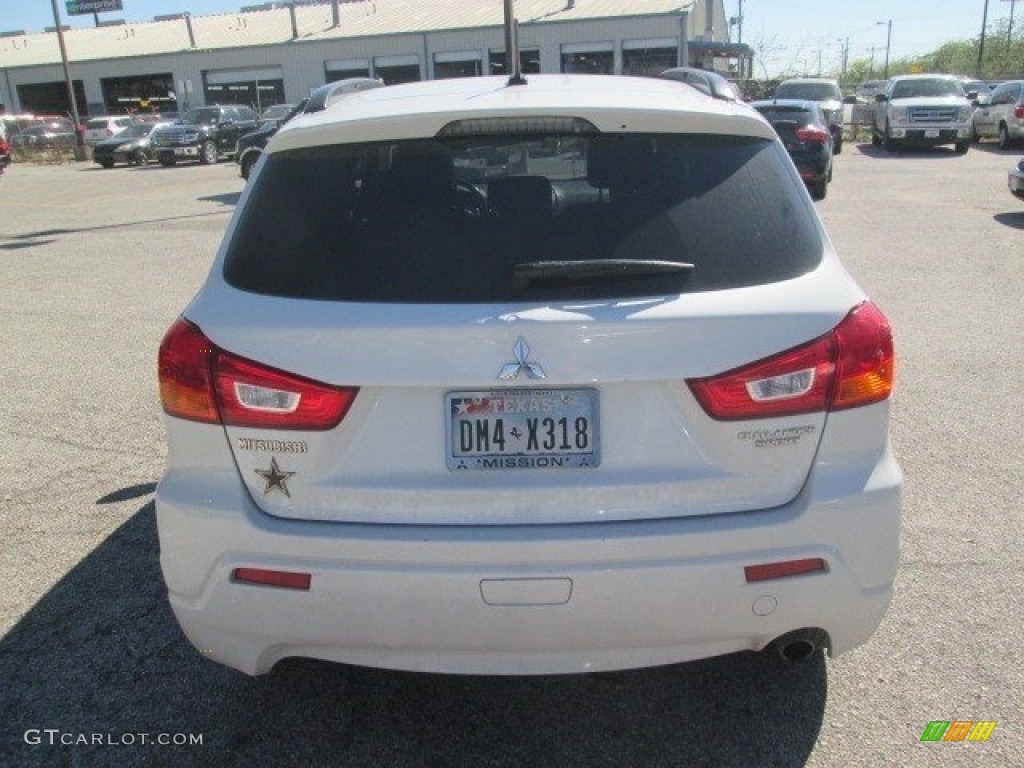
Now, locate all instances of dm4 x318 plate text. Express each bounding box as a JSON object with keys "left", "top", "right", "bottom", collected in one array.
[{"left": 446, "top": 389, "right": 600, "bottom": 471}]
